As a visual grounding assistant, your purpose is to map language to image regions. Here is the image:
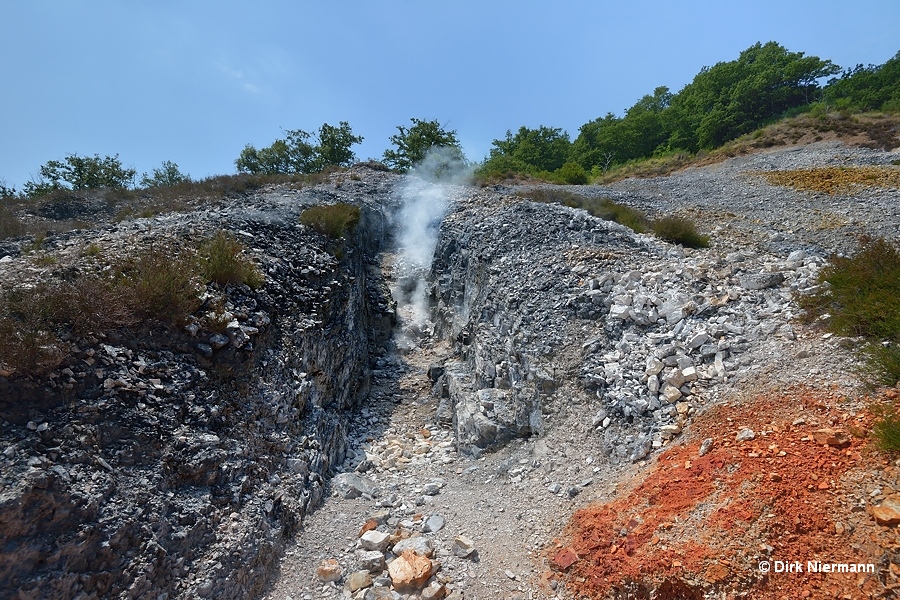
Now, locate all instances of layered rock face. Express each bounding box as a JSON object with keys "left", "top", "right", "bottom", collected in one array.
[
  {"left": 0, "top": 170, "right": 398, "bottom": 599},
  {"left": 426, "top": 188, "right": 826, "bottom": 462}
]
